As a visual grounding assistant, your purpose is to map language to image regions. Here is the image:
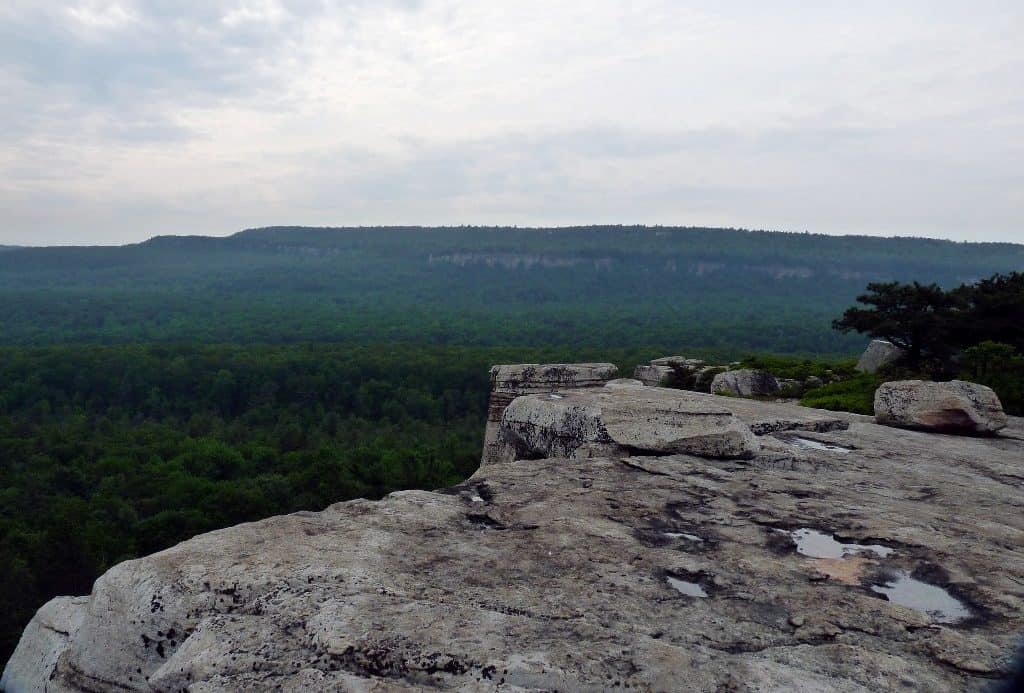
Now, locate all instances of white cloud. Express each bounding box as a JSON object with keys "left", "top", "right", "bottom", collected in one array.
[{"left": 0, "top": 0, "right": 1021, "bottom": 244}]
